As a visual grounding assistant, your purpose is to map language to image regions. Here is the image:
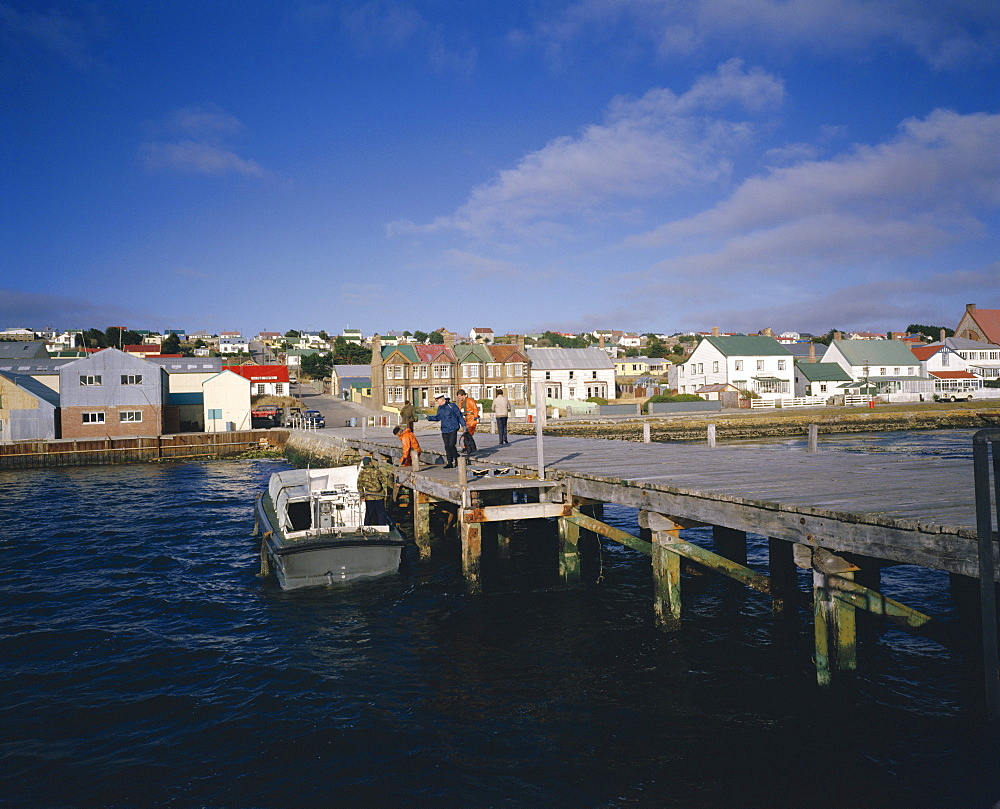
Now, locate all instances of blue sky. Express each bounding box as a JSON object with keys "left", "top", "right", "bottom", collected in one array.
[{"left": 2, "top": 1, "right": 998, "bottom": 339}]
